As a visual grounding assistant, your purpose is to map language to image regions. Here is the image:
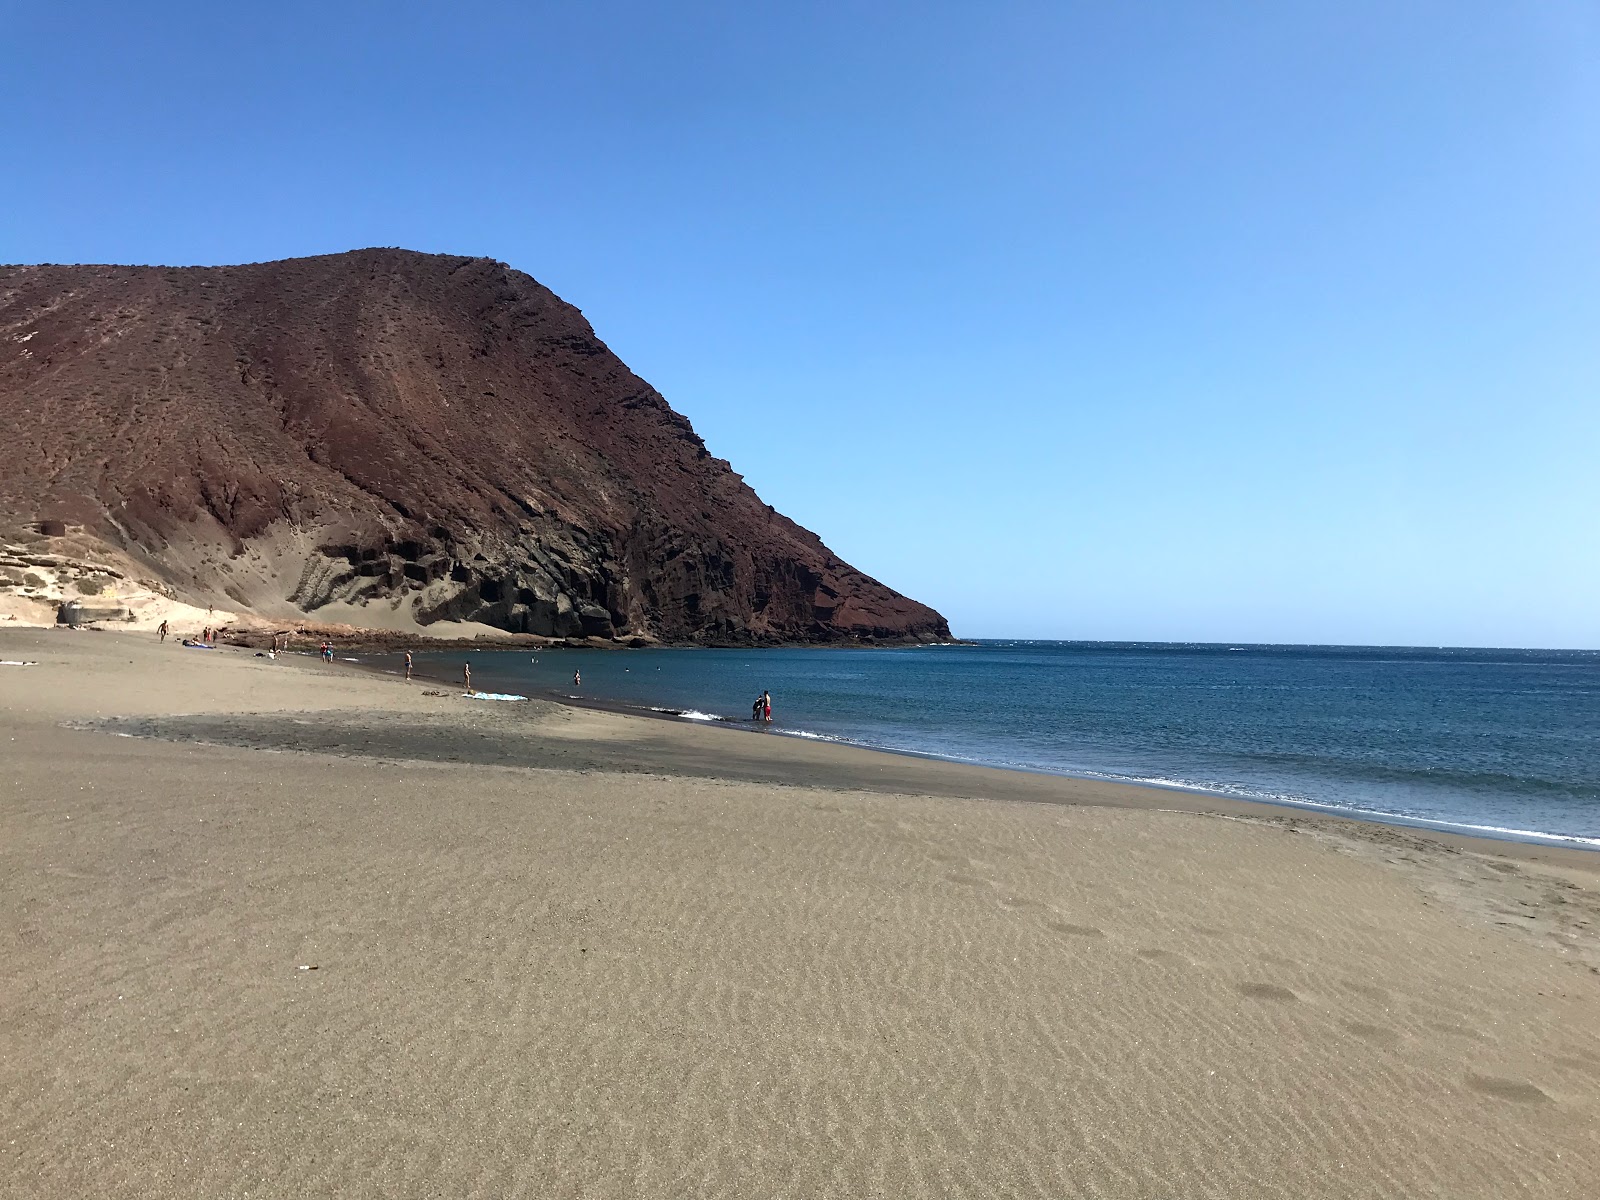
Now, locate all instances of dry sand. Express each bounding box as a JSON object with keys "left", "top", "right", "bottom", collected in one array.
[{"left": 2, "top": 629, "right": 1598, "bottom": 1198}]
